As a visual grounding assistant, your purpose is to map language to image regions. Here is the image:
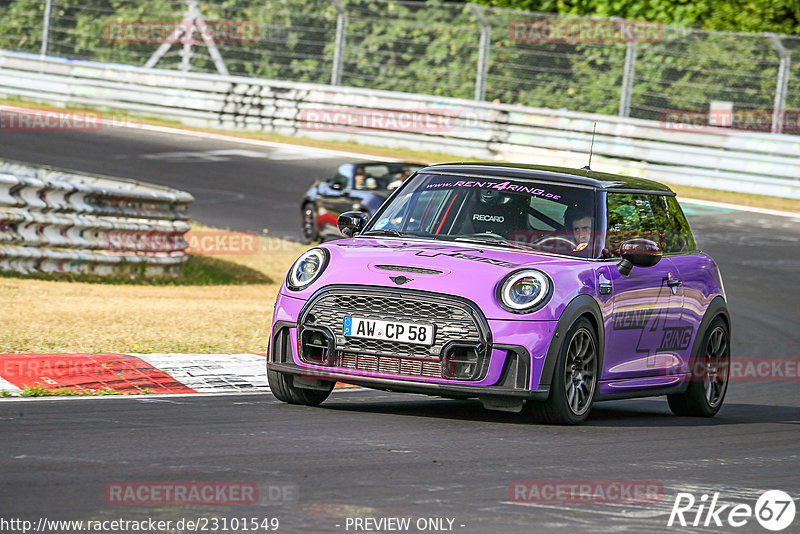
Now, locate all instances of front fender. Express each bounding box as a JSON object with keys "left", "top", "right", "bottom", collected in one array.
[{"left": 535, "top": 294, "right": 604, "bottom": 391}]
